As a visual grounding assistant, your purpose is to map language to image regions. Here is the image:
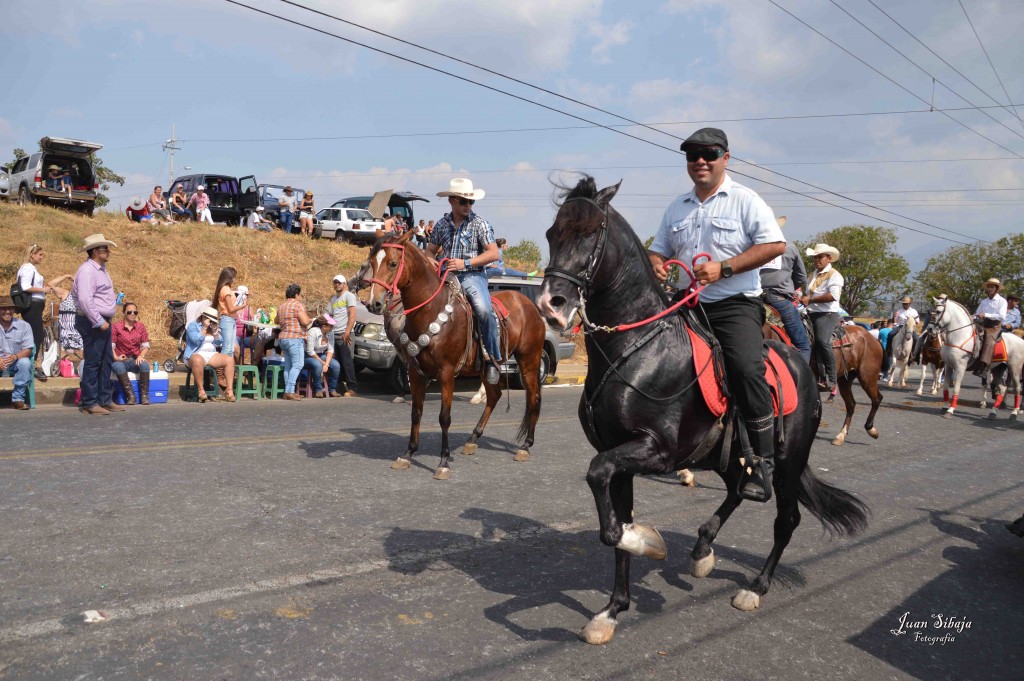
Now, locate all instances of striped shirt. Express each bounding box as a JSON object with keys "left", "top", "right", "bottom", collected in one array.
[
  {"left": 429, "top": 211, "right": 495, "bottom": 269},
  {"left": 277, "top": 299, "right": 307, "bottom": 339}
]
